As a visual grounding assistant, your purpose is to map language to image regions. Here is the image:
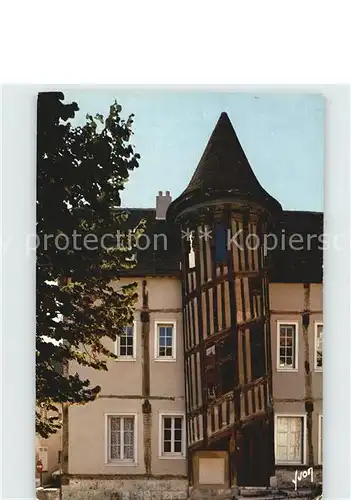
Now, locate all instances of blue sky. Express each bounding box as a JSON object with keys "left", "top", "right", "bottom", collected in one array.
[{"left": 63, "top": 90, "right": 324, "bottom": 212}]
